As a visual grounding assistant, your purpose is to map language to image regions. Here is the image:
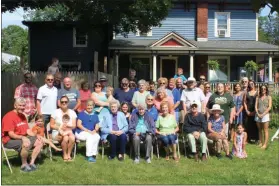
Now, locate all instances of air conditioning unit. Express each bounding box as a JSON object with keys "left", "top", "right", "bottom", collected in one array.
[{"left": 218, "top": 29, "right": 226, "bottom": 37}]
